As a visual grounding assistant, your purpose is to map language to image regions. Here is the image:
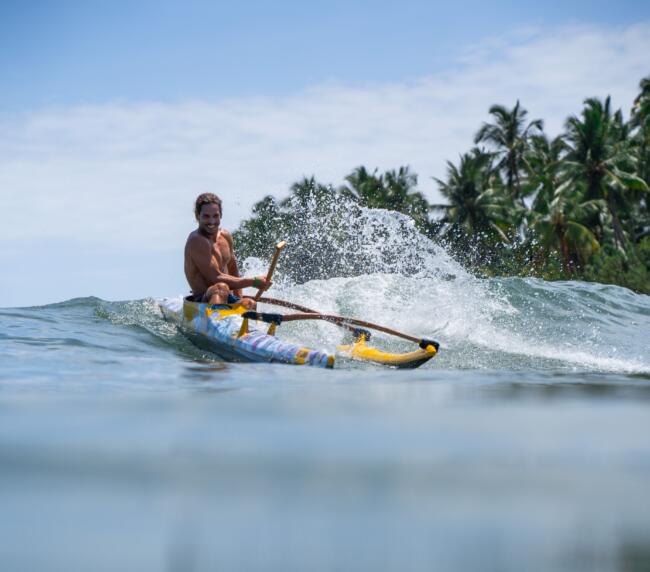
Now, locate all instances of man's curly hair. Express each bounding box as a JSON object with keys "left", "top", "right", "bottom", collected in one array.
[{"left": 194, "top": 193, "right": 222, "bottom": 218}]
